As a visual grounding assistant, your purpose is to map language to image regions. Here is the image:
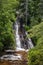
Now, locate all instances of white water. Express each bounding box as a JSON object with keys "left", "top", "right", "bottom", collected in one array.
[
  {"left": 15, "top": 22, "right": 25, "bottom": 51},
  {"left": 15, "top": 22, "right": 34, "bottom": 51},
  {"left": 1, "top": 54, "right": 22, "bottom": 61},
  {"left": 25, "top": 32, "right": 34, "bottom": 49},
  {"left": 15, "top": 22, "right": 21, "bottom": 48},
  {"left": 28, "top": 38, "right": 34, "bottom": 48}
]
